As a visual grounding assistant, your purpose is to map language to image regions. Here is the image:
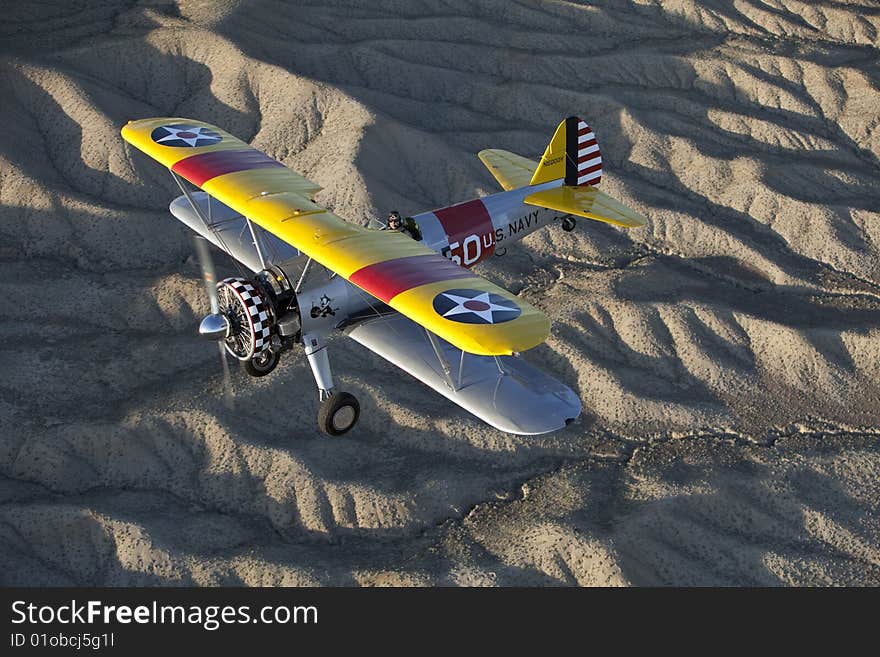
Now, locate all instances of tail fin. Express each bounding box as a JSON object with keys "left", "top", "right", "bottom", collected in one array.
[
  {"left": 478, "top": 116, "right": 646, "bottom": 228},
  {"left": 530, "top": 116, "right": 602, "bottom": 187},
  {"left": 523, "top": 116, "right": 646, "bottom": 228}
]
